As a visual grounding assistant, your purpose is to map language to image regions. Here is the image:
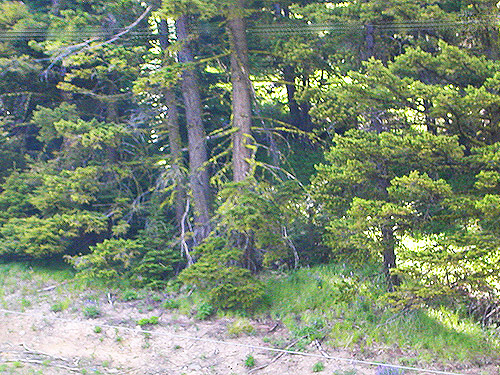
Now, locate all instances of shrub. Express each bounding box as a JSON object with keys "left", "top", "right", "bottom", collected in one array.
[
  {"left": 130, "top": 203, "right": 183, "bottom": 289},
  {"left": 227, "top": 318, "right": 256, "bottom": 337},
  {"left": 121, "top": 290, "right": 139, "bottom": 301},
  {"left": 50, "top": 302, "right": 65, "bottom": 312},
  {"left": 68, "top": 238, "right": 143, "bottom": 284},
  {"left": 162, "top": 299, "right": 180, "bottom": 310},
  {"left": 195, "top": 303, "right": 214, "bottom": 320},
  {"left": 179, "top": 238, "right": 264, "bottom": 311},
  {"left": 0, "top": 212, "right": 107, "bottom": 258}
]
